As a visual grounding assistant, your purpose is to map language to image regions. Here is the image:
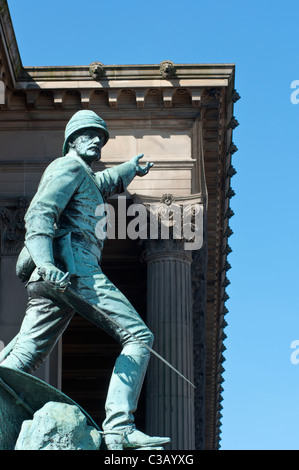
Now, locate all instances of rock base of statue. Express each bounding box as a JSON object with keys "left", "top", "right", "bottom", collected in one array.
[
  {"left": 0, "top": 366, "right": 168, "bottom": 451},
  {"left": 0, "top": 366, "right": 101, "bottom": 450},
  {"left": 15, "top": 401, "right": 101, "bottom": 450}
]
